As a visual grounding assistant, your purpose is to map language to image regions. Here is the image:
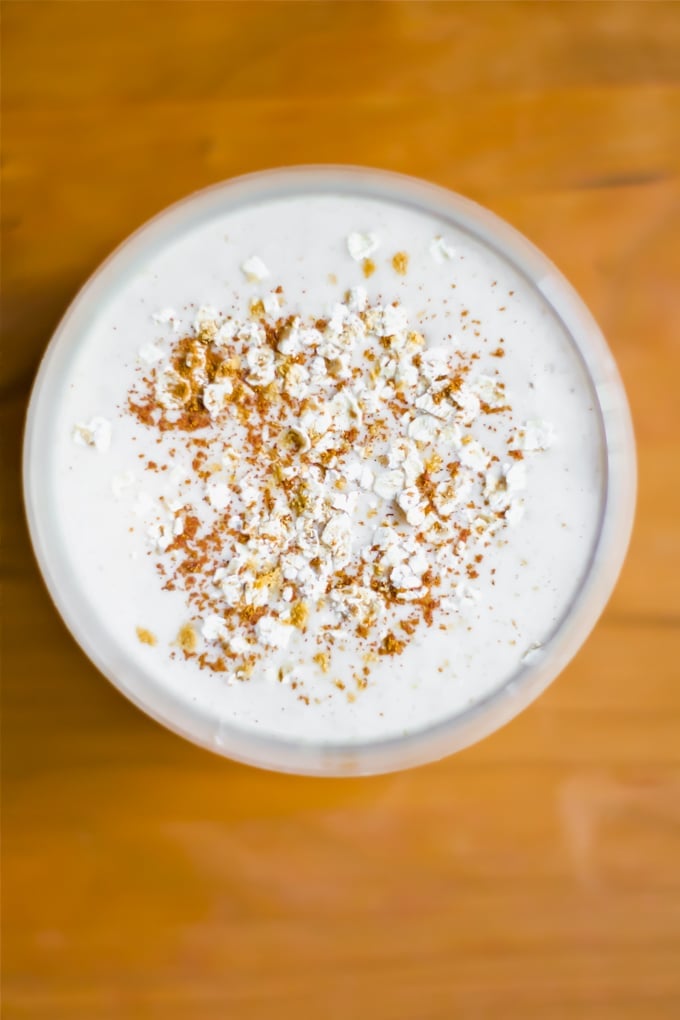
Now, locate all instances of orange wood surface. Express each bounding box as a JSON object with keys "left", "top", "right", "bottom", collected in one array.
[{"left": 2, "top": 3, "right": 680, "bottom": 1017}]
